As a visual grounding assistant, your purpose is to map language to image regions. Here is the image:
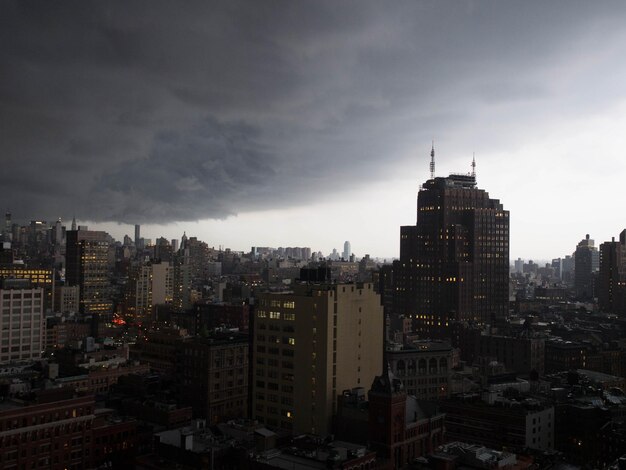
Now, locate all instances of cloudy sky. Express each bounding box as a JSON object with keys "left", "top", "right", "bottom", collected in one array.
[{"left": 2, "top": 1, "right": 626, "bottom": 261}]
